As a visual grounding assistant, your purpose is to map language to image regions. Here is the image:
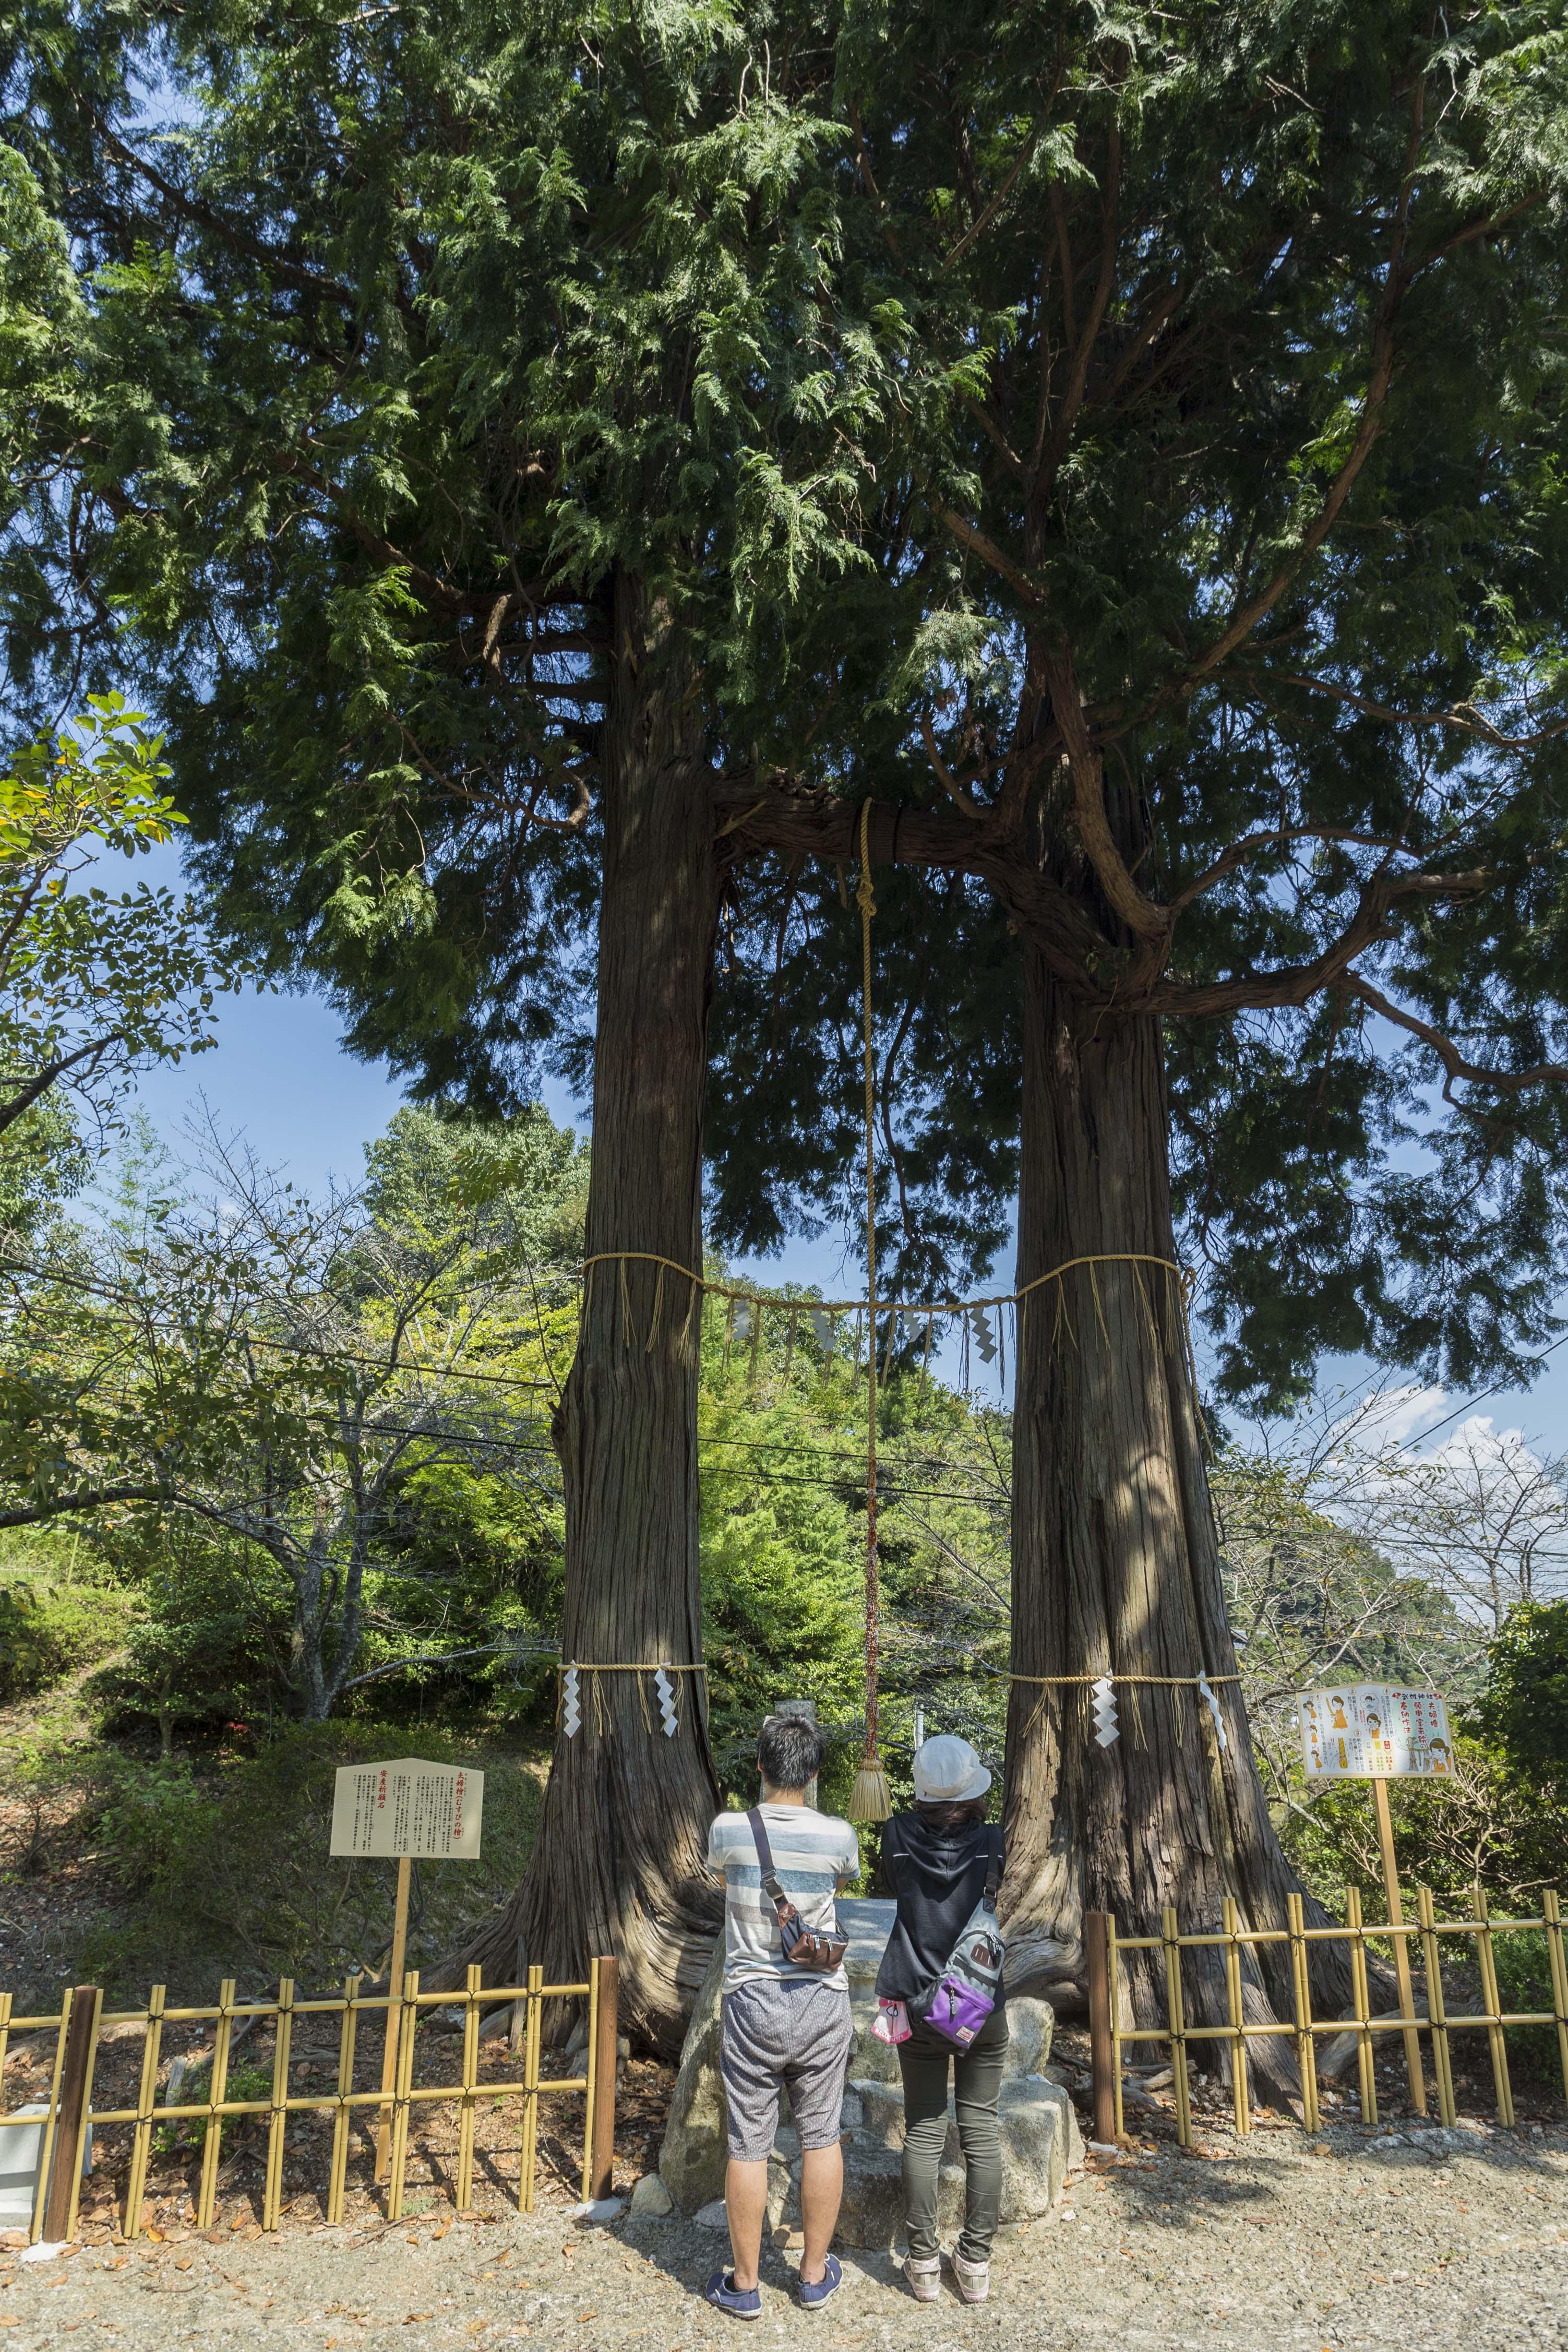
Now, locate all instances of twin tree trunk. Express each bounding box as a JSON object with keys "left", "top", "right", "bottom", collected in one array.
[
  {"left": 1003, "top": 942, "right": 1345, "bottom": 2088},
  {"left": 453, "top": 576, "right": 723, "bottom": 2052},
  {"left": 451, "top": 747, "right": 1347, "bottom": 2066}
]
